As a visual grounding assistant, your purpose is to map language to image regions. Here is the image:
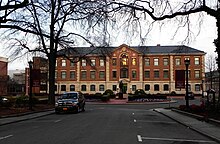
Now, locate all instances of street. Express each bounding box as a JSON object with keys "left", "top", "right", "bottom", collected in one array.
[{"left": 0, "top": 98, "right": 217, "bottom": 144}]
